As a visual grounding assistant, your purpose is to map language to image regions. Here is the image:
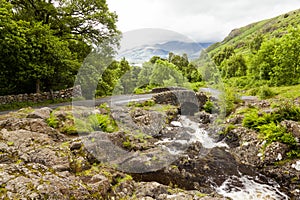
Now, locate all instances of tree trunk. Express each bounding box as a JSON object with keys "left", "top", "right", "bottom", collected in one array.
[{"left": 36, "top": 79, "right": 41, "bottom": 93}]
